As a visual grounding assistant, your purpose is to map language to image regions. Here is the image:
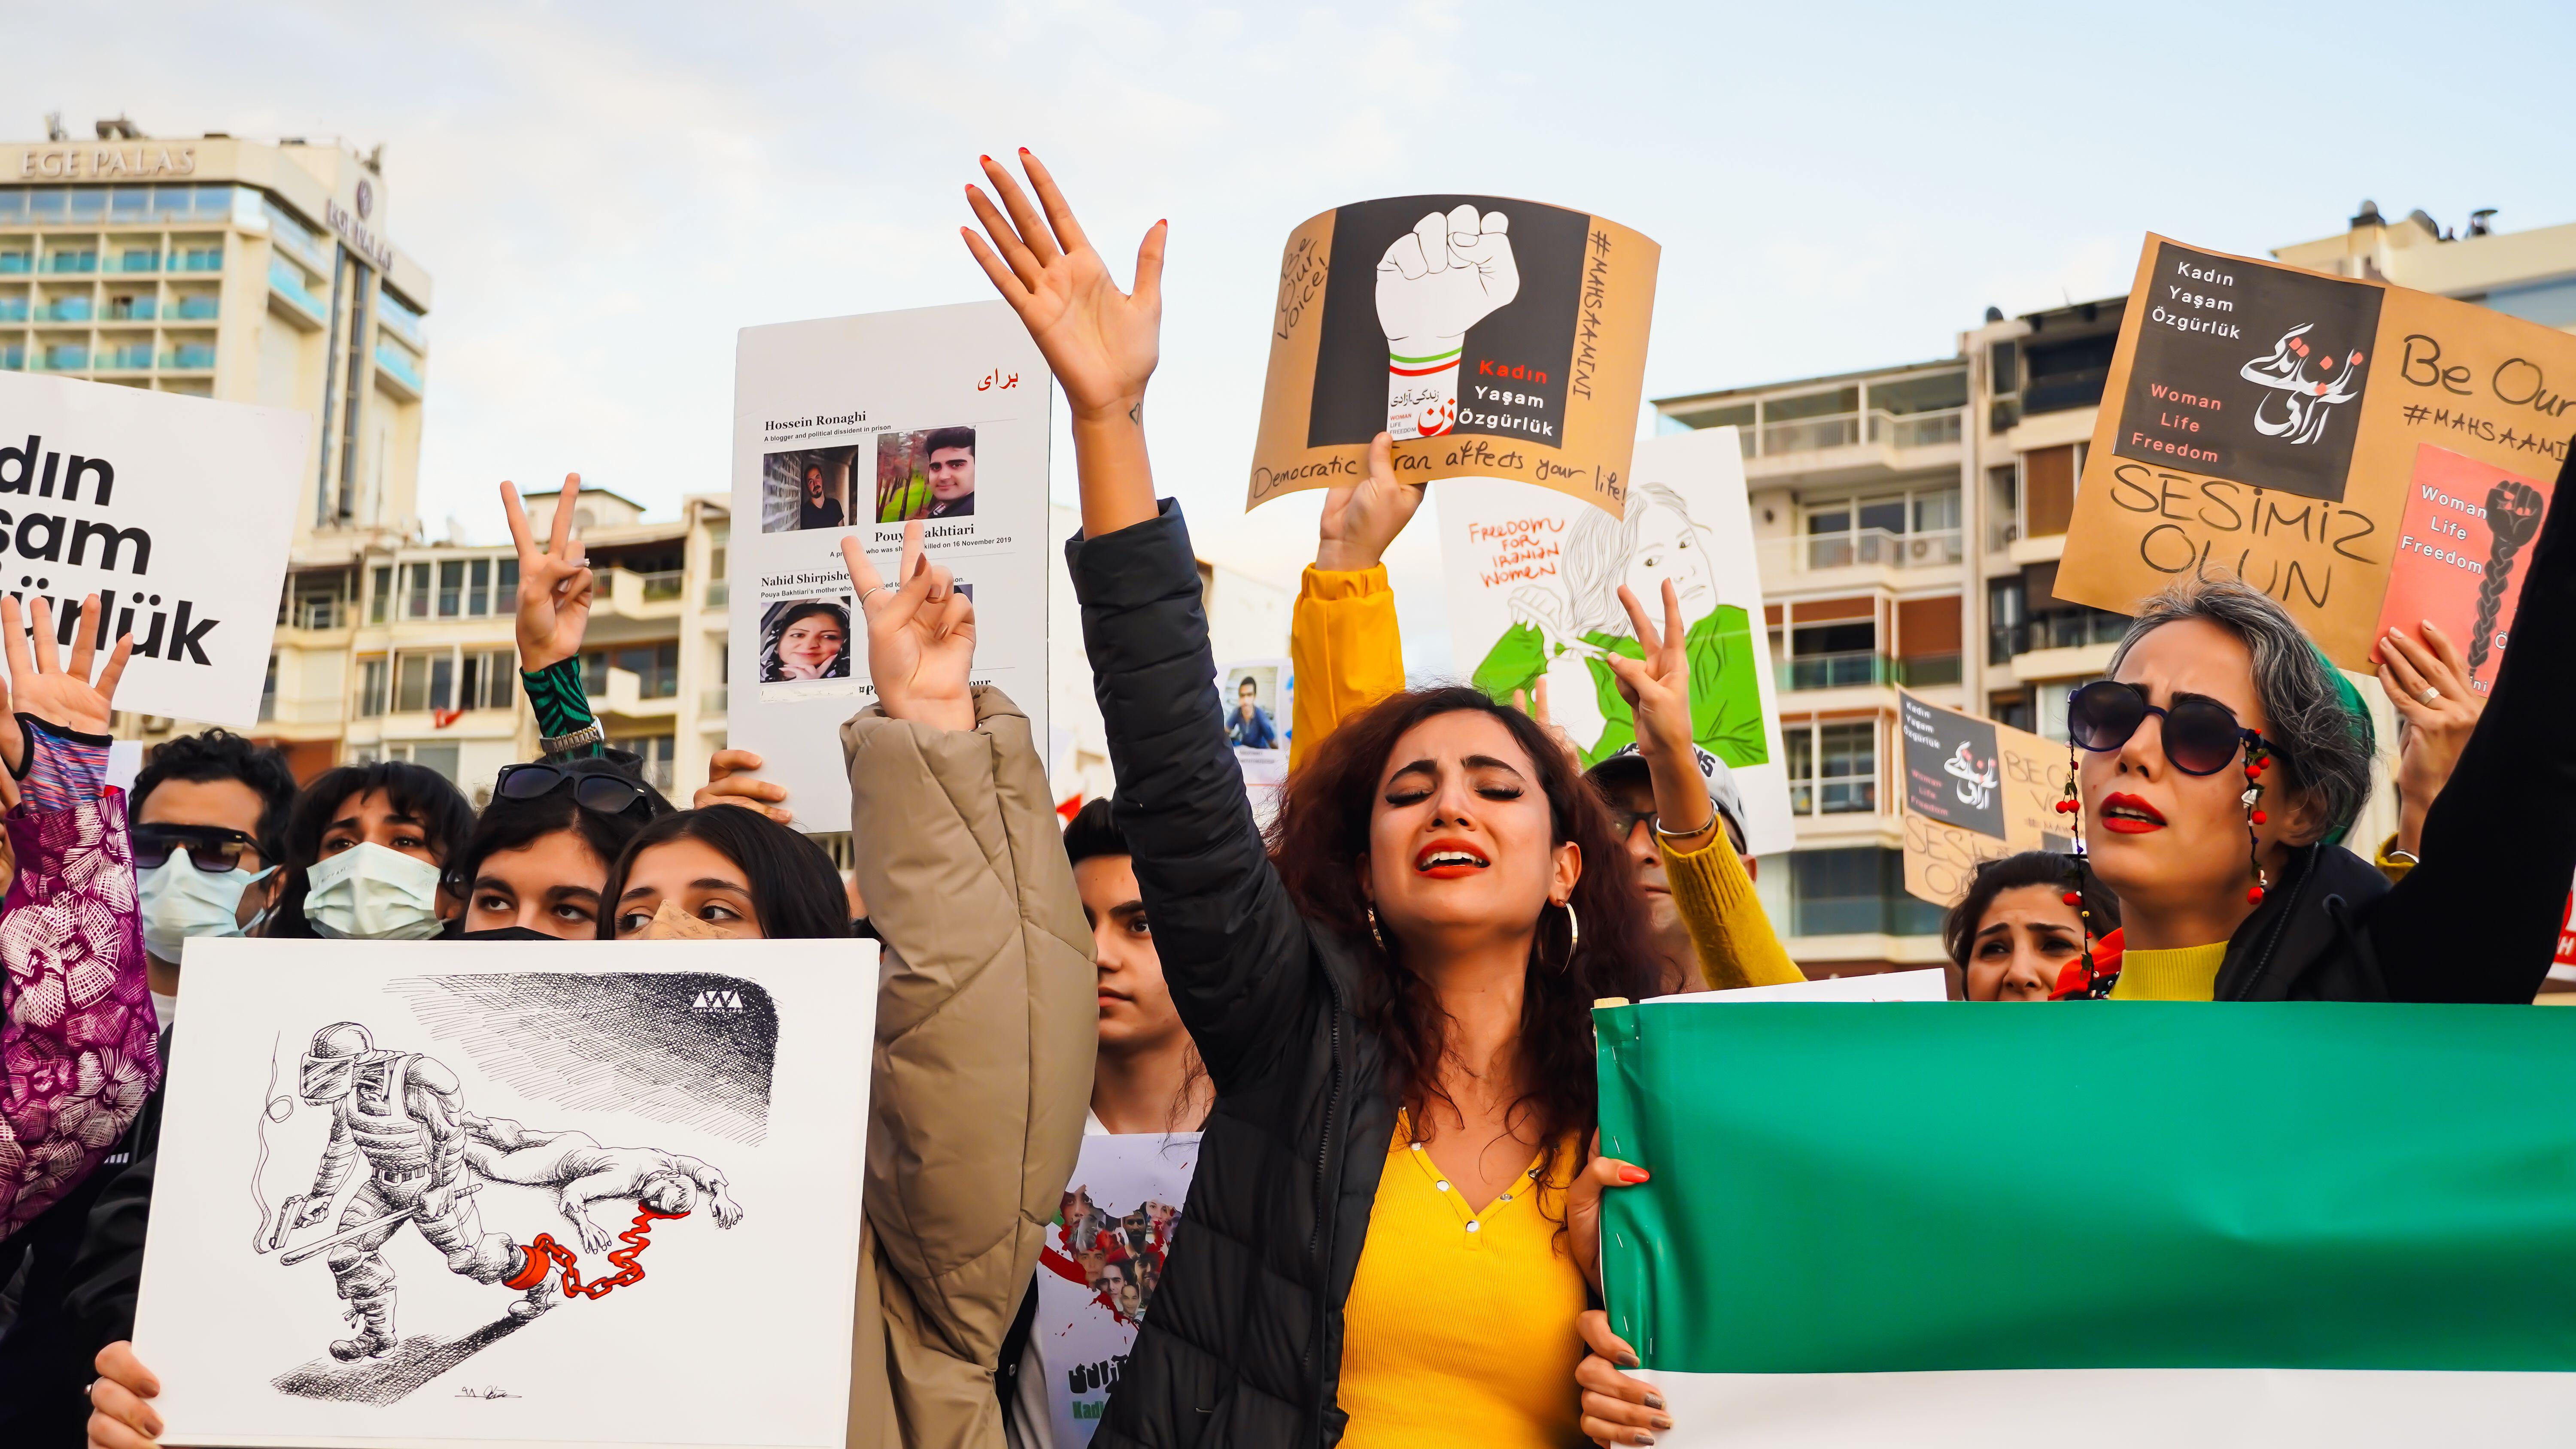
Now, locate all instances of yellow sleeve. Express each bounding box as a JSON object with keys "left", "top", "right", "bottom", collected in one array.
[
  {"left": 1659, "top": 833, "right": 1804, "bottom": 991},
  {"left": 2373, "top": 831, "right": 2415, "bottom": 884},
  {"left": 1290, "top": 564, "right": 1406, "bottom": 773}
]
